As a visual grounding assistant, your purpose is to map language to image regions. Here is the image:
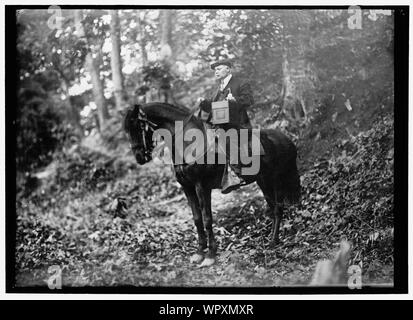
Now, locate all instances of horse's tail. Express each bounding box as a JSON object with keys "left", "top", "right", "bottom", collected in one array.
[
  {"left": 280, "top": 156, "right": 301, "bottom": 204},
  {"left": 279, "top": 141, "right": 301, "bottom": 205},
  {"left": 260, "top": 129, "right": 301, "bottom": 205}
]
